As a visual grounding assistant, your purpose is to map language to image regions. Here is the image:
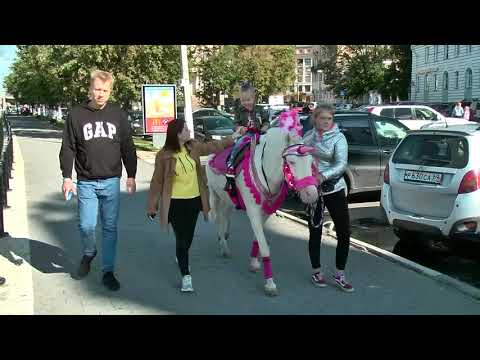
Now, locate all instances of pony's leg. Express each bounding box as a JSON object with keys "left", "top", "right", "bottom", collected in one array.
[
  {"left": 218, "top": 202, "right": 233, "bottom": 258},
  {"left": 245, "top": 206, "right": 278, "bottom": 296},
  {"left": 249, "top": 216, "right": 267, "bottom": 272},
  {"left": 249, "top": 240, "right": 261, "bottom": 272}
]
